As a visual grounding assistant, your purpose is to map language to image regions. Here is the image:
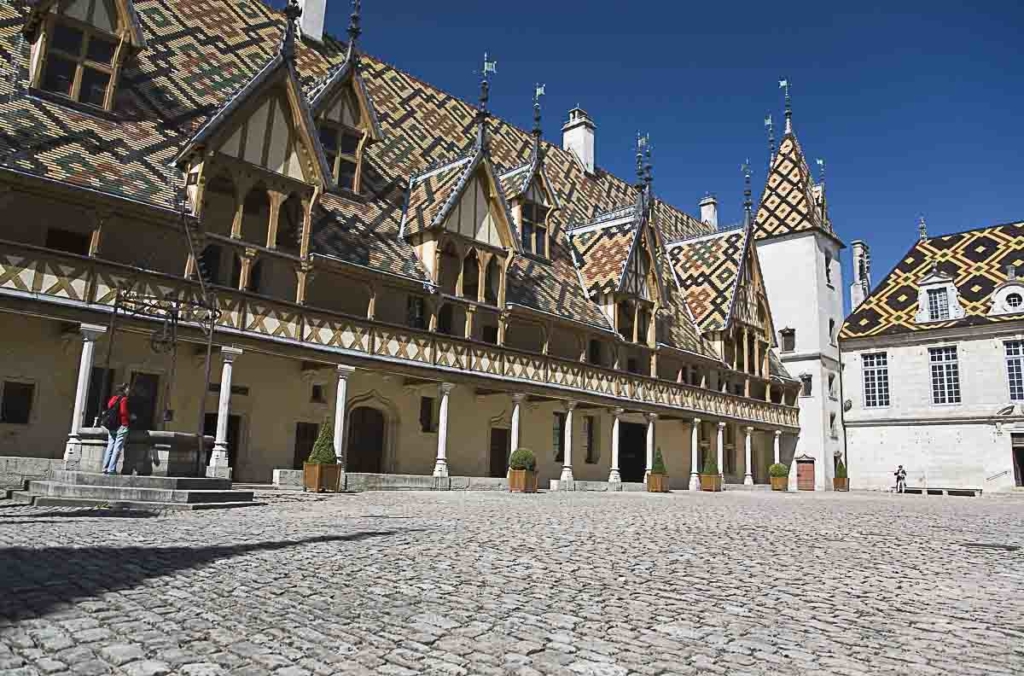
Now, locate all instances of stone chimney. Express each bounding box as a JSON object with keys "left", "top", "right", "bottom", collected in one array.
[
  {"left": 850, "top": 240, "right": 871, "bottom": 309},
  {"left": 699, "top": 194, "right": 718, "bottom": 229},
  {"left": 562, "top": 107, "right": 595, "bottom": 174},
  {"left": 298, "top": 0, "right": 326, "bottom": 43}
]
